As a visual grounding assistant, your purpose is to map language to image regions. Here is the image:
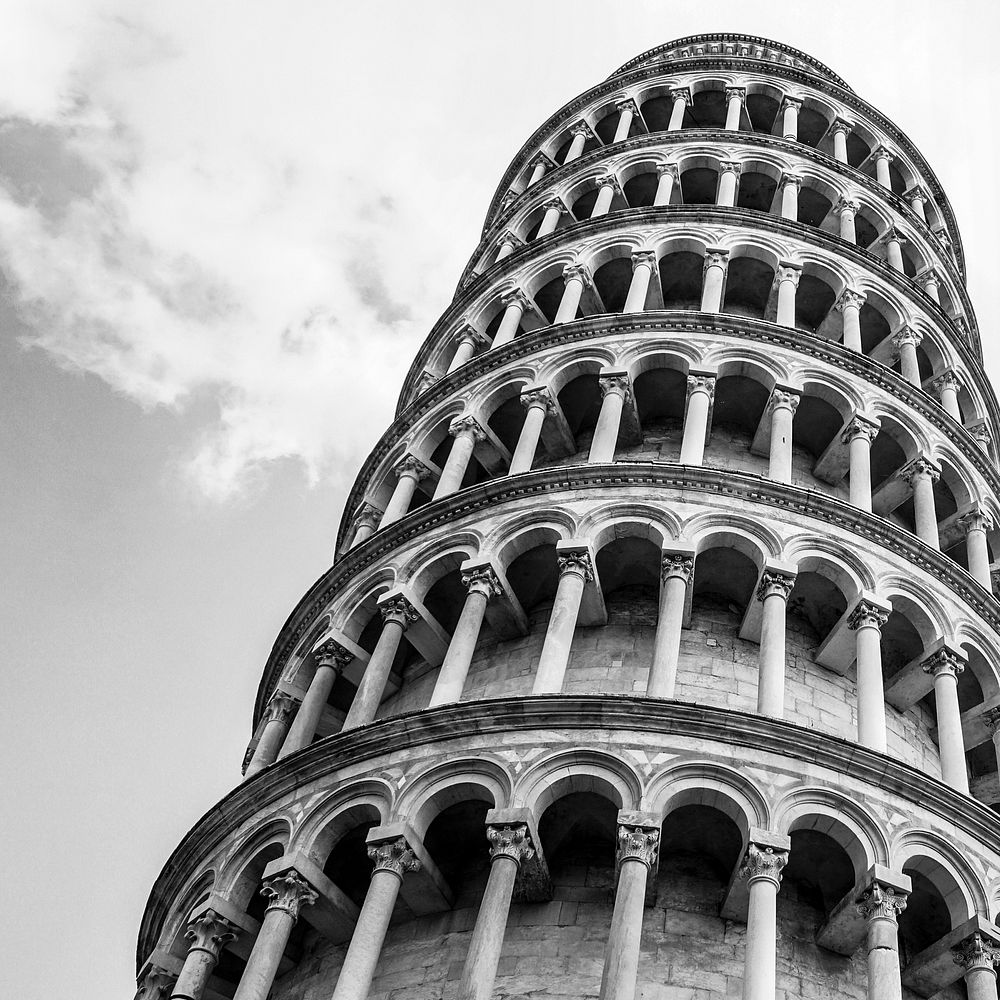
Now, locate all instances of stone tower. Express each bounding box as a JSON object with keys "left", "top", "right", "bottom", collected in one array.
[{"left": 137, "top": 34, "right": 1000, "bottom": 1000}]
